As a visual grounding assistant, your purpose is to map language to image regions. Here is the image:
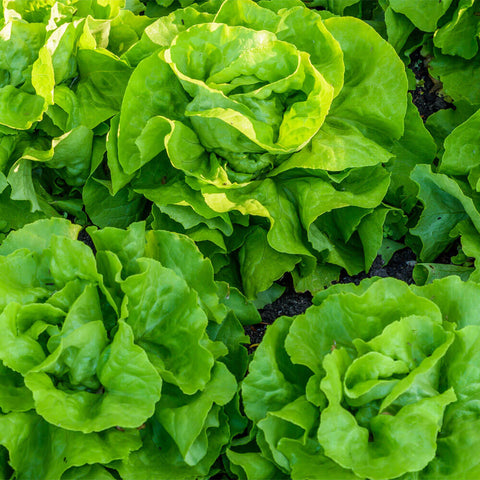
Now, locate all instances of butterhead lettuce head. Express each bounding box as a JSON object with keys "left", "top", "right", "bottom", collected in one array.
[
  {"left": 0, "top": 218, "right": 256, "bottom": 479},
  {"left": 108, "top": 0, "right": 414, "bottom": 299},
  {"left": 239, "top": 276, "right": 480, "bottom": 479}
]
